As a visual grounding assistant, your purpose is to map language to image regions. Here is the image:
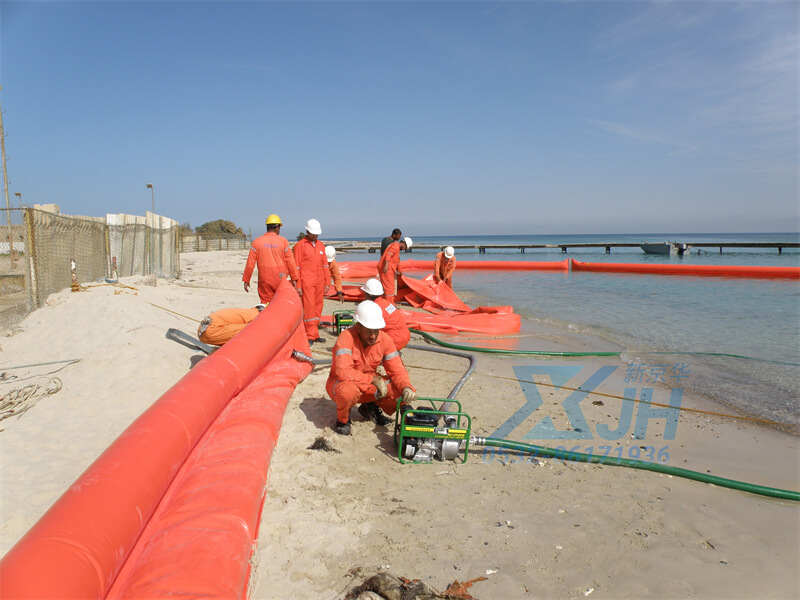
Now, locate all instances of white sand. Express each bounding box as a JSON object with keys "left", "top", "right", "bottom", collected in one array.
[{"left": 1, "top": 250, "right": 798, "bottom": 599}]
